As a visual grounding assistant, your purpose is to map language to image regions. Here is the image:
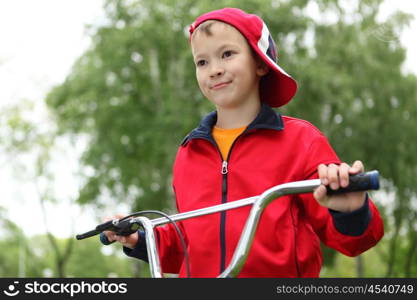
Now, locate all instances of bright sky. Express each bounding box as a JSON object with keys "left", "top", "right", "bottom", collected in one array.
[
  {"left": 0, "top": 0, "right": 106, "bottom": 105},
  {"left": 0, "top": 0, "right": 416, "bottom": 238}
]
